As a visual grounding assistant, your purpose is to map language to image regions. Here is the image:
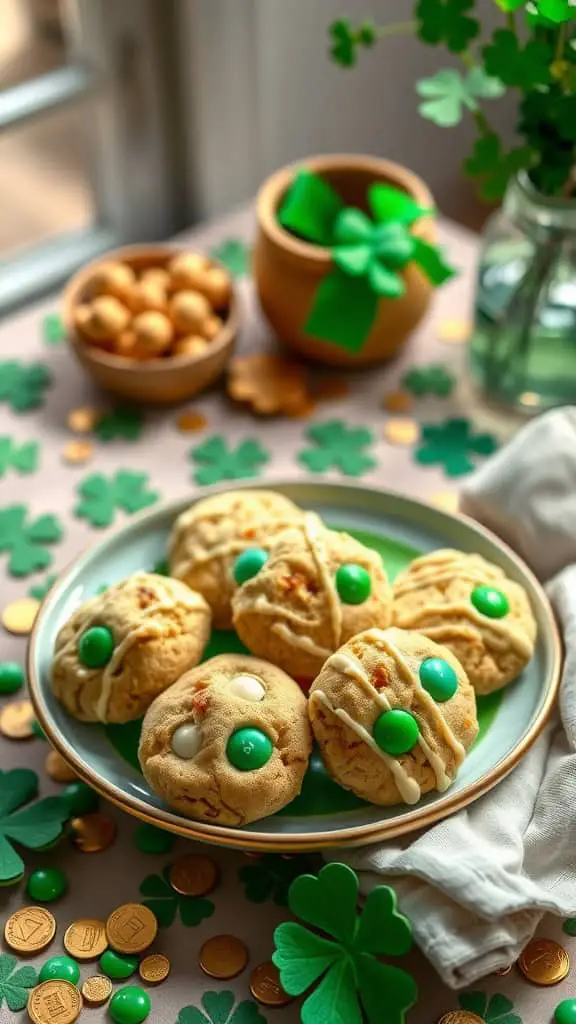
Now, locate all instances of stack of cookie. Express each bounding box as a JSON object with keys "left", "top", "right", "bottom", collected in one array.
[{"left": 51, "top": 489, "right": 537, "bottom": 826}]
